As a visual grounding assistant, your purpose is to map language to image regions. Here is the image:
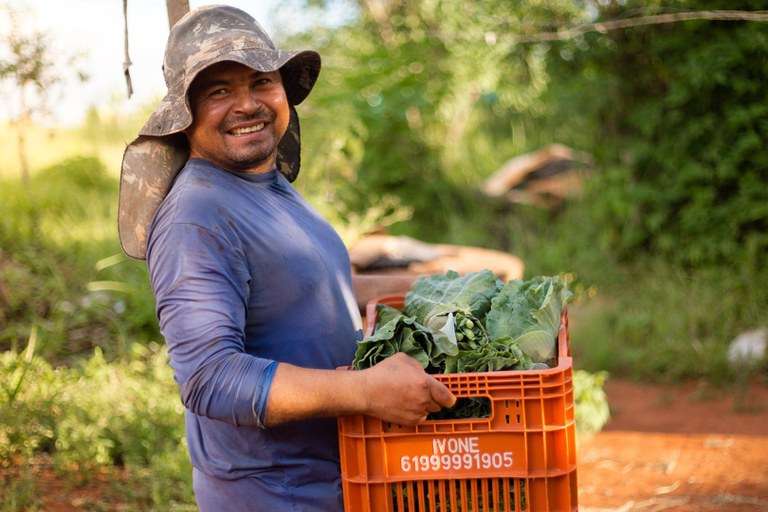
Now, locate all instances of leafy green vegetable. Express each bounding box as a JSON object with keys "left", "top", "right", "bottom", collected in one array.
[
  {"left": 351, "top": 272, "right": 573, "bottom": 419},
  {"left": 352, "top": 305, "right": 458, "bottom": 371},
  {"left": 428, "top": 398, "right": 490, "bottom": 420},
  {"left": 486, "top": 276, "right": 572, "bottom": 363},
  {"left": 404, "top": 270, "right": 499, "bottom": 350},
  {"left": 444, "top": 338, "right": 533, "bottom": 373},
  {"left": 405, "top": 269, "right": 500, "bottom": 322}
]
